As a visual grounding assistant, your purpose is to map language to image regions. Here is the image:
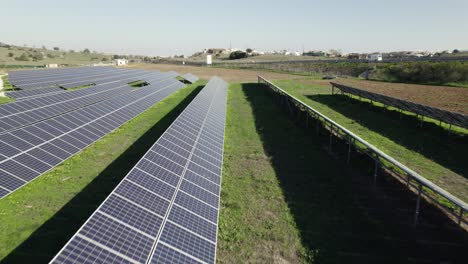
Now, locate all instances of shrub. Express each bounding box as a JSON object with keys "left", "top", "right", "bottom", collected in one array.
[
  {"left": 32, "top": 53, "right": 44, "bottom": 61},
  {"left": 14, "top": 53, "right": 29, "bottom": 61},
  {"left": 229, "top": 51, "right": 248, "bottom": 60},
  {"left": 8, "top": 52, "right": 14, "bottom": 57}
]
